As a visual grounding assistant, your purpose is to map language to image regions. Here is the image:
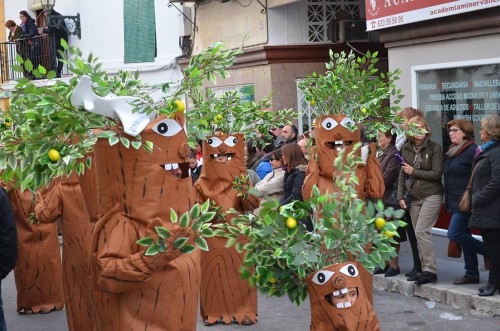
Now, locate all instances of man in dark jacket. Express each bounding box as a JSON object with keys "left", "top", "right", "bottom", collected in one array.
[
  {"left": 0, "top": 186, "right": 18, "bottom": 331},
  {"left": 40, "top": 9, "right": 68, "bottom": 78}
]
